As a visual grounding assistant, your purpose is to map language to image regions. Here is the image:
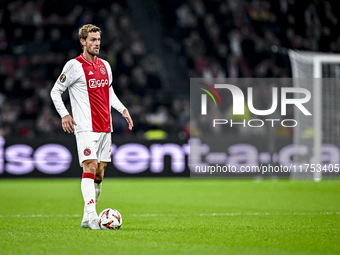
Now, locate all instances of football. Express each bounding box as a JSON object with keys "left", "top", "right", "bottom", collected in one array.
[{"left": 98, "top": 208, "right": 122, "bottom": 230}]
